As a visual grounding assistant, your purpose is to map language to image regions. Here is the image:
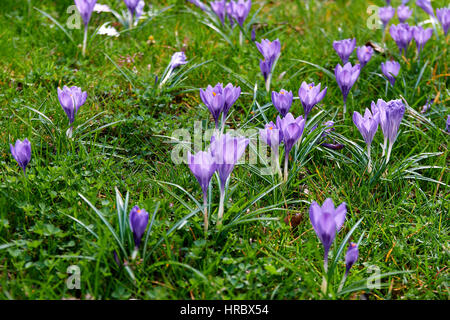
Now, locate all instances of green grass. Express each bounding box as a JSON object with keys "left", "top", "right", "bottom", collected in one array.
[{"left": 0, "top": 0, "right": 448, "bottom": 300}]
